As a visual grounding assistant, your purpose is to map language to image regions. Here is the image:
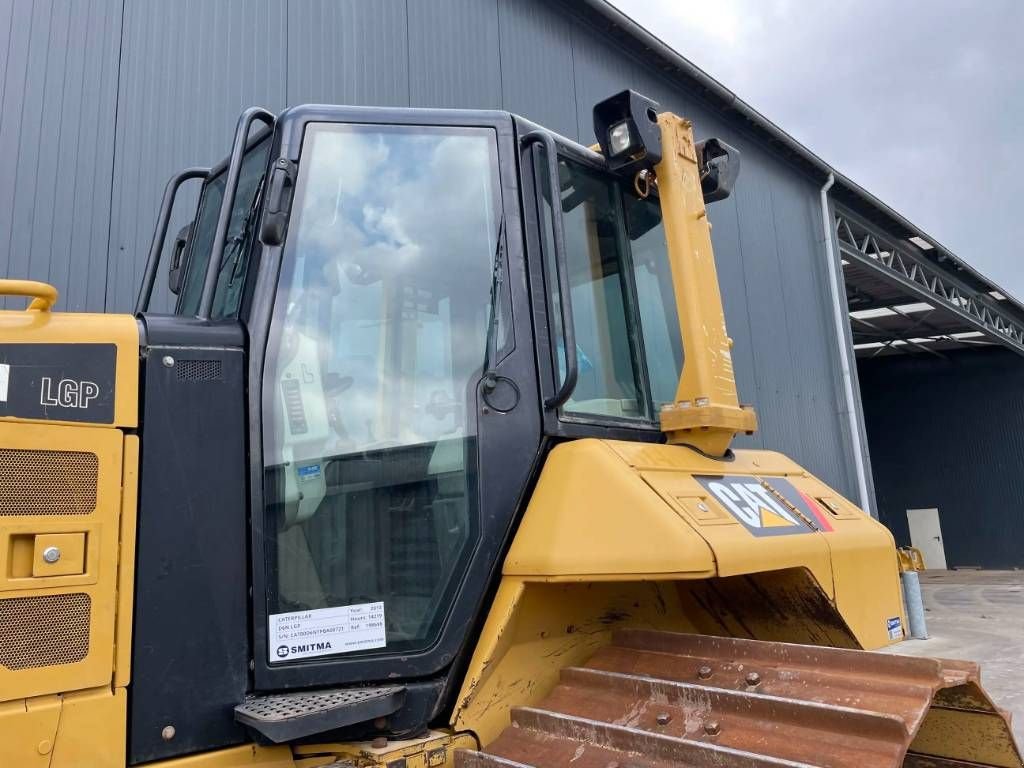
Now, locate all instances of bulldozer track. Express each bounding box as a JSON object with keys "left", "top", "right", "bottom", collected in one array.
[{"left": 457, "top": 629, "right": 1022, "bottom": 768}]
